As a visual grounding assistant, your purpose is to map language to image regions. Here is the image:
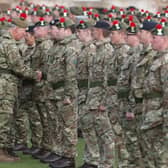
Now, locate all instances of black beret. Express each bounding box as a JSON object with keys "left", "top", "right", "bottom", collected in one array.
[
  {"left": 49, "top": 19, "right": 59, "bottom": 26},
  {"left": 25, "top": 25, "right": 36, "bottom": 33},
  {"left": 94, "top": 20, "right": 110, "bottom": 30},
  {"left": 141, "top": 20, "right": 158, "bottom": 31}
]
